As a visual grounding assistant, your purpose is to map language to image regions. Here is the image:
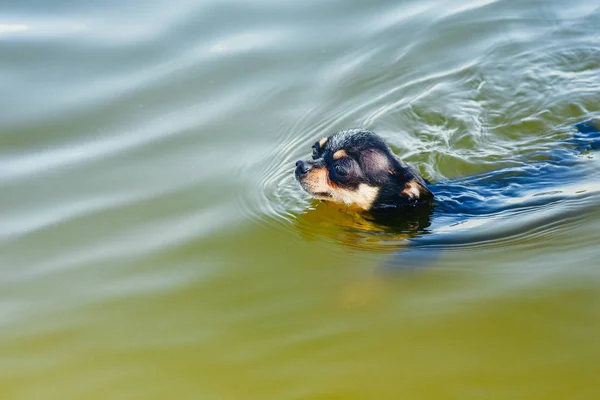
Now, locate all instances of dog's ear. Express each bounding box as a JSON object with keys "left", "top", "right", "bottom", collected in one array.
[
  {"left": 311, "top": 137, "right": 328, "bottom": 159},
  {"left": 359, "top": 149, "right": 392, "bottom": 178}
]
